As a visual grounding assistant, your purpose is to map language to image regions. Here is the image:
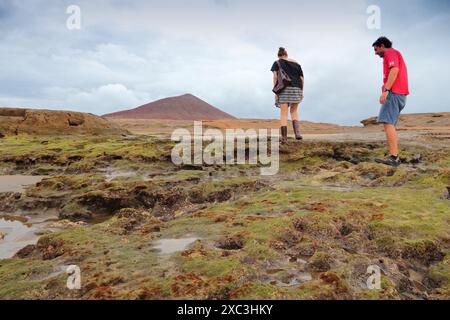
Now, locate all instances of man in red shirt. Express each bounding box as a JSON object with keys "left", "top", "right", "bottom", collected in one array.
[{"left": 372, "top": 37, "right": 409, "bottom": 167}]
